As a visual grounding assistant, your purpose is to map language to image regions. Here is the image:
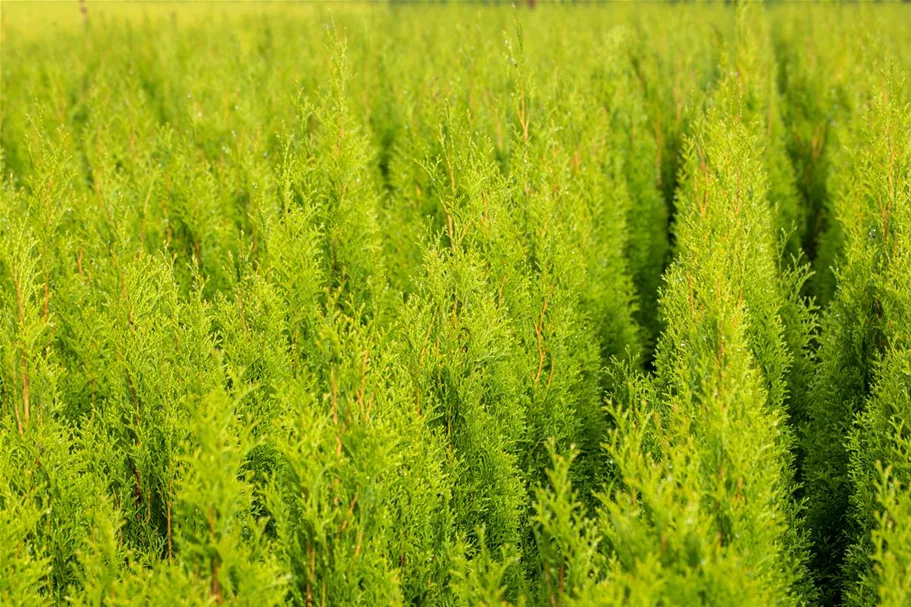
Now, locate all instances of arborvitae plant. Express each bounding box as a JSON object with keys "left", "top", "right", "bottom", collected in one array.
[
  {"left": 399, "top": 109, "right": 532, "bottom": 595},
  {"left": 501, "top": 21, "right": 635, "bottom": 495},
  {"left": 164, "top": 388, "right": 285, "bottom": 606},
  {"left": 774, "top": 6, "right": 910, "bottom": 308},
  {"left": 0, "top": 224, "right": 57, "bottom": 438},
  {"left": 773, "top": 11, "right": 858, "bottom": 305},
  {"left": 380, "top": 96, "right": 445, "bottom": 297},
  {"left": 590, "top": 52, "right": 814, "bottom": 604},
  {"left": 228, "top": 32, "right": 431, "bottom": 604},
  {"left": 0, "top": 419, "right": 124, "bottom": 604},
  {"left": 801, "top": 60, "right": 909, "bottom": 604},
  {"left": 530, "top": 443, "right": 602, "bottom": 605},
  {"left": 714, "top": 5, "right": 821, "bottom": 467},
  {"left": 721, "top": 7, "right": 805, "bottom": 263},
  {"left": 835, "top": 77, "right": 910, "bottom": 607},
  {"left": 628, "top": 7, "right": 722, "bottom": 209},
  {"left": 0, "top": 477, "right": 48, "bottom": 605},
  {"left": 846, "top": 348, "right": 911, "bottom": 607},
  {"left": 867, "top": 466, "right": 911, "bottom": 607},
  {"left": 2, "top": 5, "right": 910, "bottom": 605},
  {"left": 593, "top": 30, "right": 668, "bottom": 355}
]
